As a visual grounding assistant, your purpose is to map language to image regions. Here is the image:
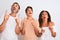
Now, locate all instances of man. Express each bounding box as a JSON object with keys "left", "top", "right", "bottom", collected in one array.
[{"left": 0, "top": 2, "right": 21, "bottom": 40}]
